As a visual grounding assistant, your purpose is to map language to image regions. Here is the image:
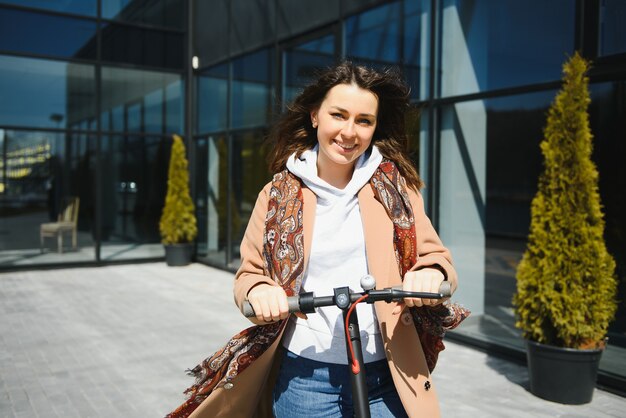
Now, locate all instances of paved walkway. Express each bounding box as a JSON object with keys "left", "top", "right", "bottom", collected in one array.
[{"left": 0, "top": 262, "right": 624, "bottom": 417}]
